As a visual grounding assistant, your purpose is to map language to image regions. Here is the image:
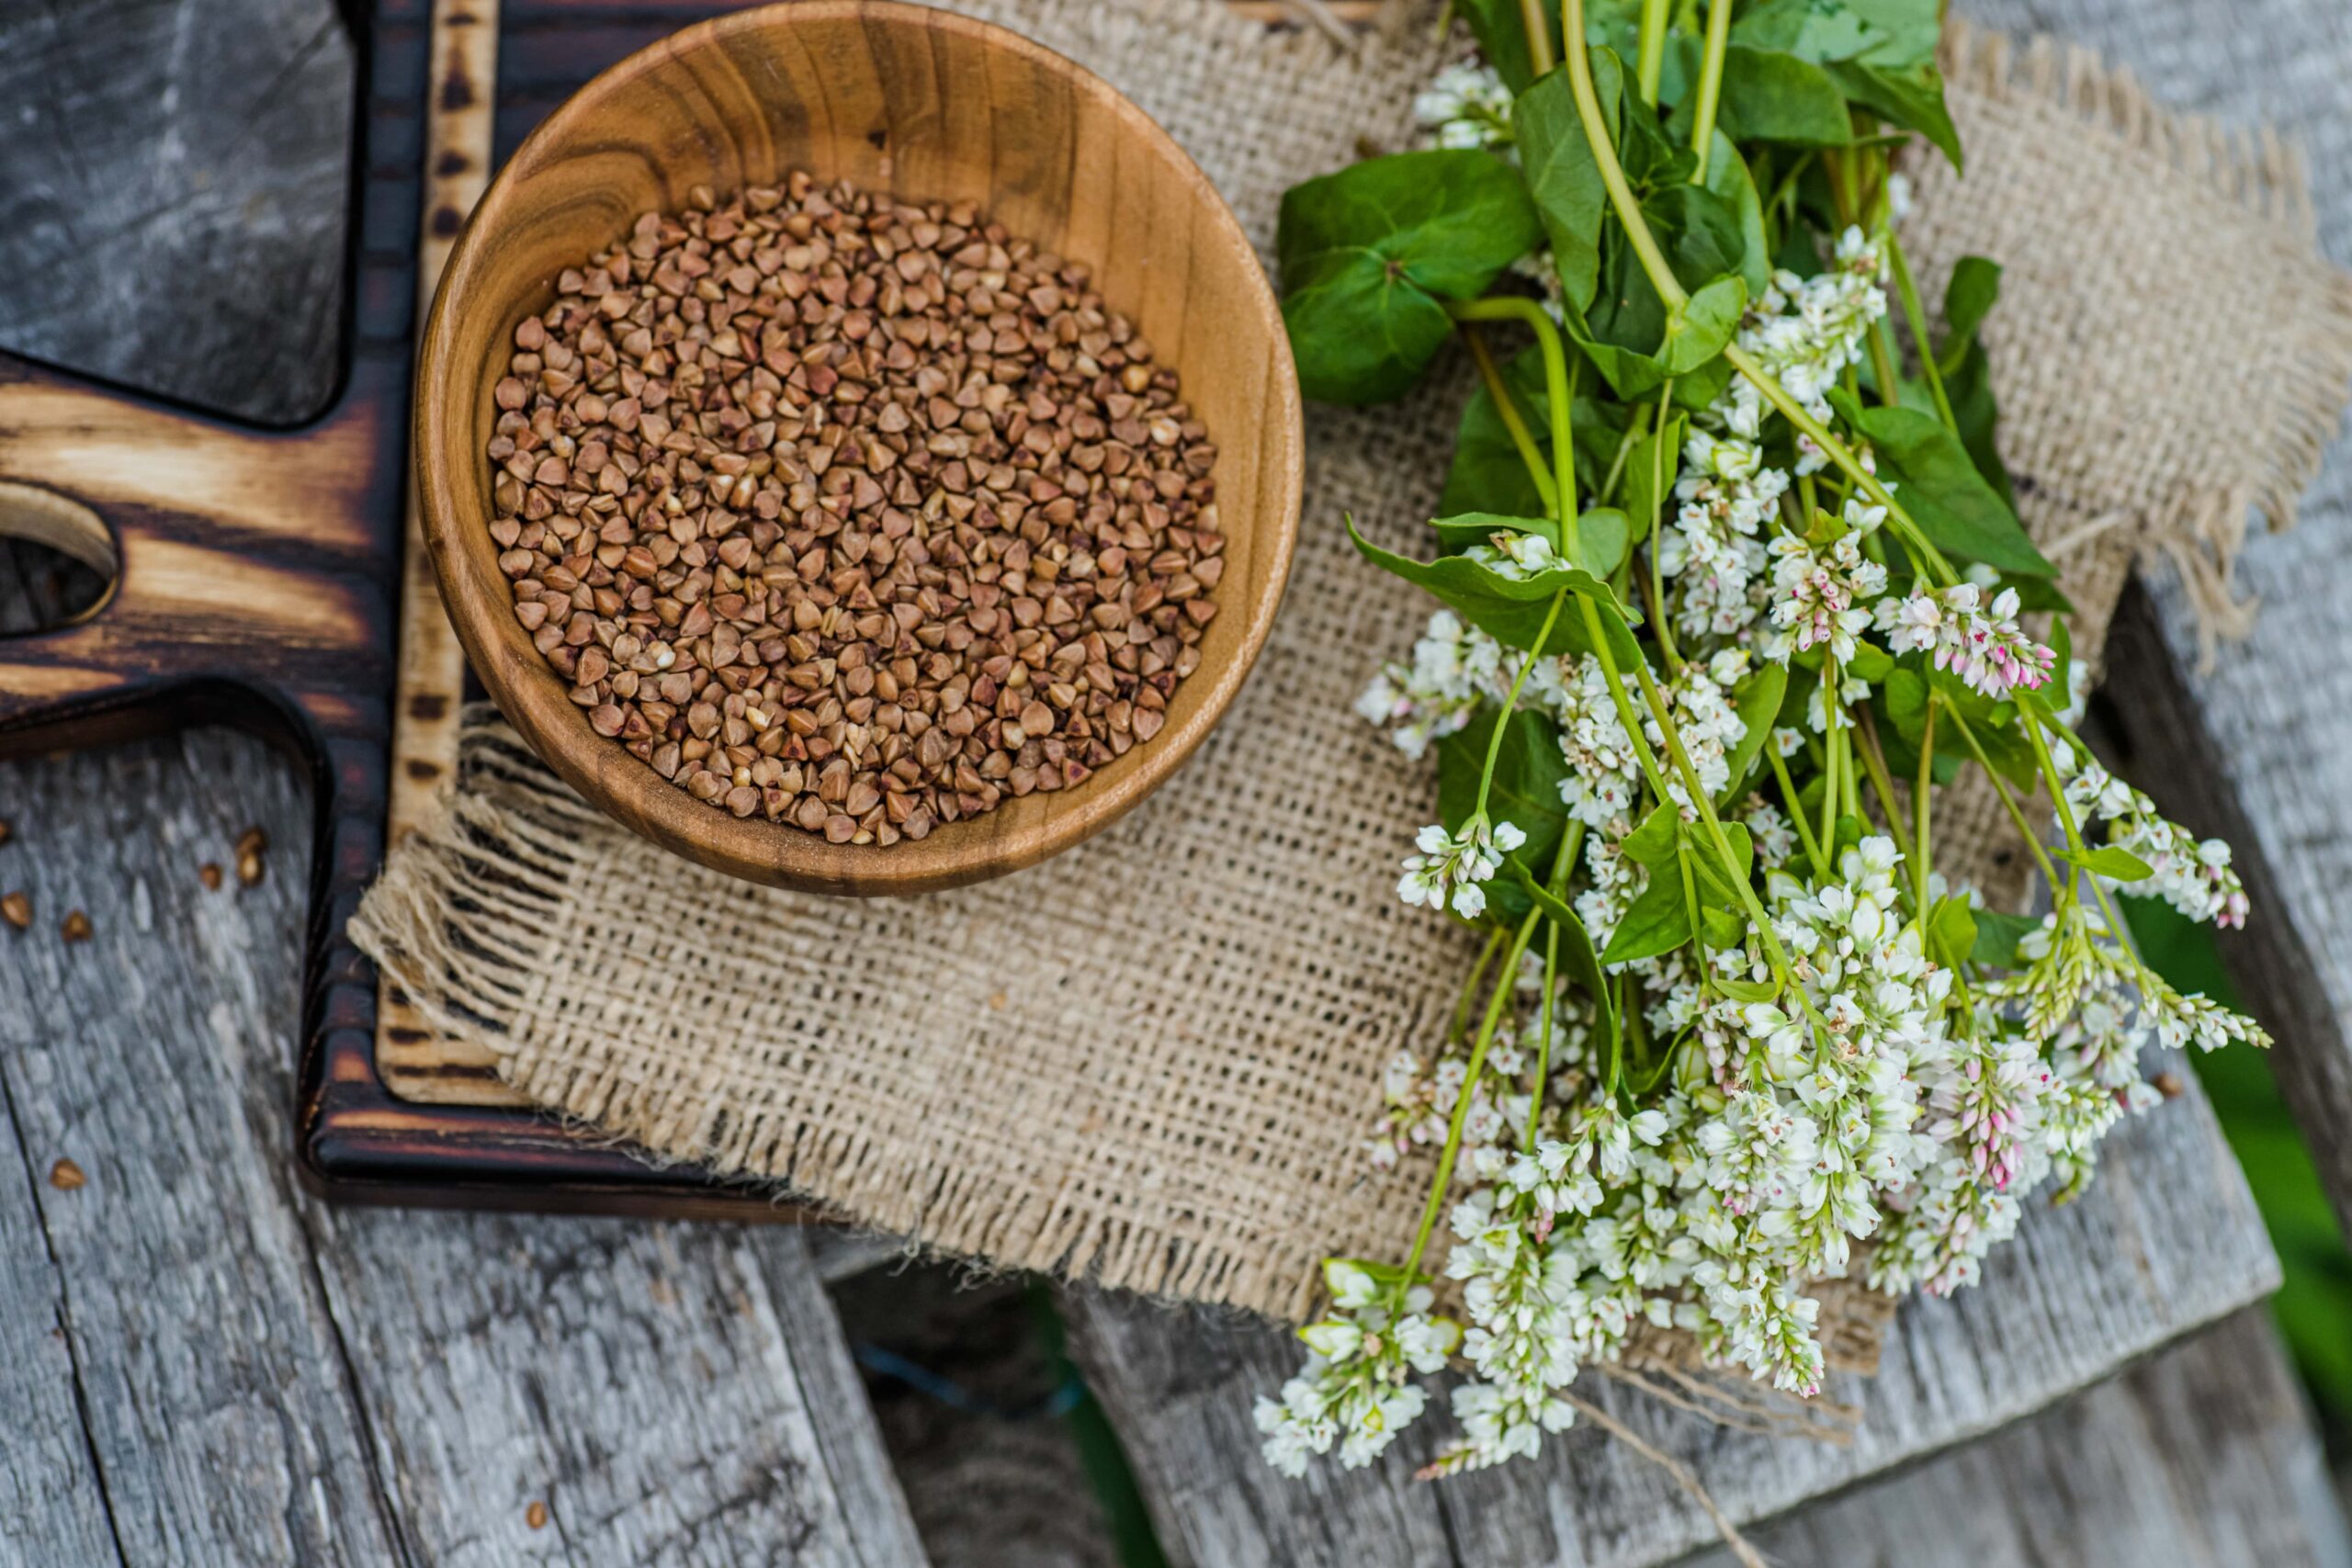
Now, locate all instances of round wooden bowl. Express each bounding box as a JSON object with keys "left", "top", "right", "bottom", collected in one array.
[{"left": 415, "top": 1, "right": 1301, "bottom": 895}]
